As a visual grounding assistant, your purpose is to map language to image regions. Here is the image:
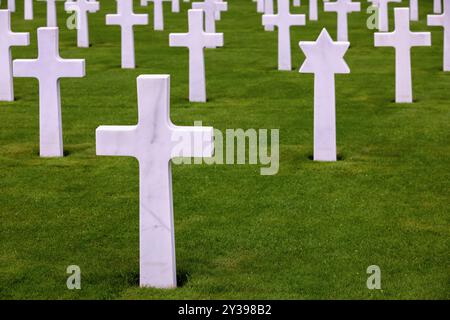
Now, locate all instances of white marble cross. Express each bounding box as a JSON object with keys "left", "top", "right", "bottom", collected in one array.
[
  {"left": 428, "top": 0, "right": 450, "bottom": 71},
  {"left": 141, "top": 0, "right": 165, "bottom": 31},
  {"left": 374, "top": 0, "right": 401, "bottom": 31},
  {"left": 255, "top": 0, "right": 264, "bottom": 13},
  {"left": 106, "top": 0, "right": 148, "bottom": 68},
  {"left": 24, "top": 0, "right": 33, "bottom": 20},
  {"left": 375, "top": 8, "right": 431, "bottom": 103},
  {"left": 409, "top": 0, "right": 418, "bottom": 21},
  {"left": 8, "top": 0, "right": 15, "bottom": 13},
  {"left": 192, "top": 0, "right": 228, "bottom": 33},
  {"left": 434, "top": 0, "right": 442, "bottom": 14},
  {"left": 263, "top": 0, "right": 274, "bottom": 31},
  {"left": 13, "top": 27, "right": 85, "bottom": 157},
  {"left": 65, "top": 0, "right": 100, "bottom": 48},
  {"left": 172, "top": 0, "right": 180, "bottom": 13},
  {"left": 169, "top": 9, "right": 223, "bottom": 102},
  {"left": 293, "top": 0, "right": 301, "bottom": 6},
  {"left": 299, "top": 29, "right": 349, "bottom": 162},
  {"left": 46, "top": 0, "right": 57, "bottom": 27},
  {"left": 215, "top": 0, "right": 226, "bottom": 20},
  {"left": 0, "top": 10, "right": 29, "bottom": 102},
  {"left": 96, "top": 75, "right": 214, "bottom": 288},
  {"left": 263, "top": 0, "right": 306, "bottom": 71},
  {"left": 324, "top": 0, "right": 360, "bottom": 42}
]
